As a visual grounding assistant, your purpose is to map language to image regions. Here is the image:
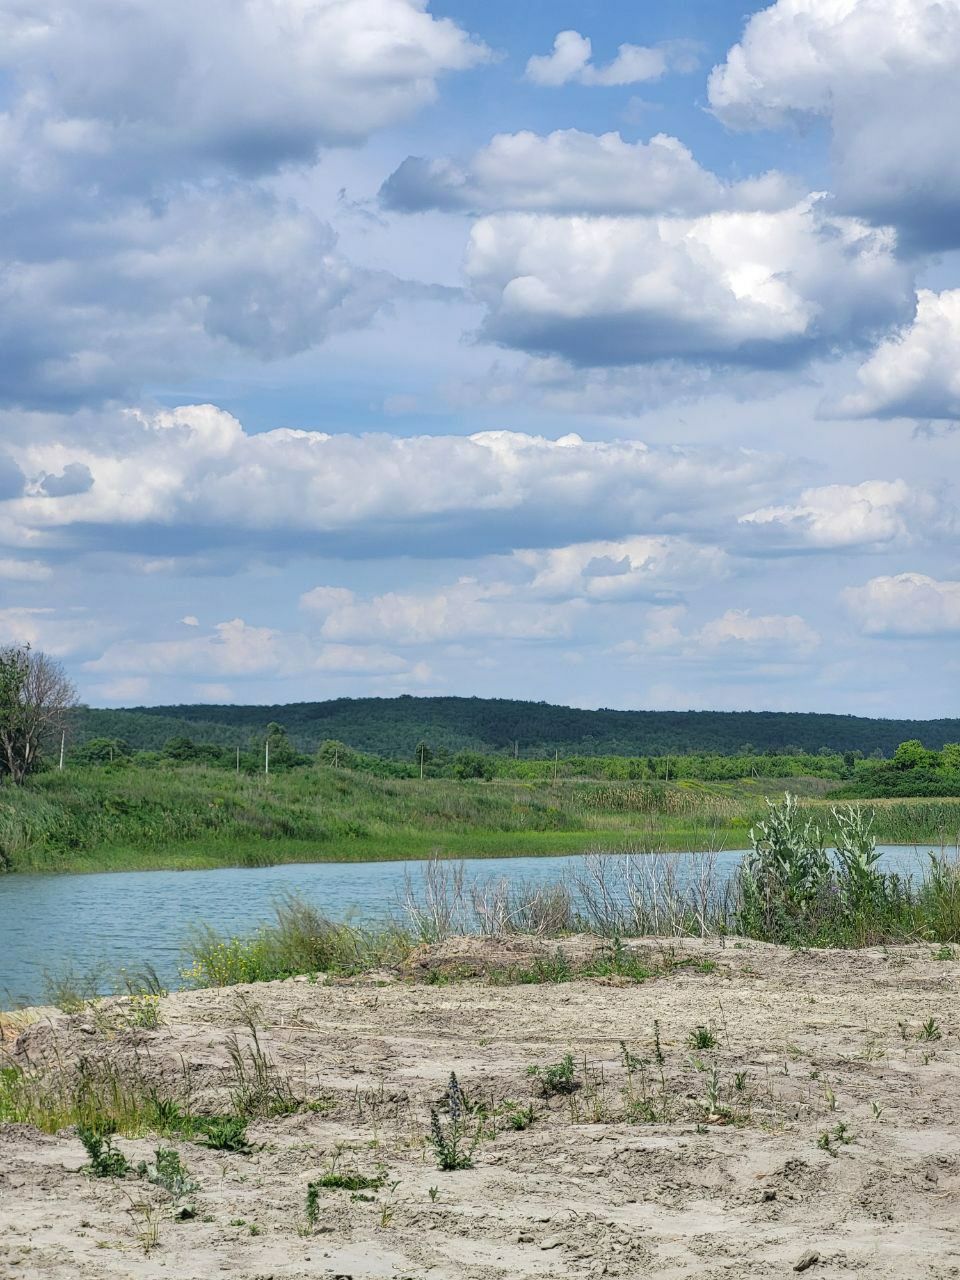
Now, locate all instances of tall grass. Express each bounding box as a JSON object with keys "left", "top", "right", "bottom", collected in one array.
[
  {"left": 181, "top": 895, "right": 413, "bottom": 987},
  {"left": 4, "top": 763, "right": 960, "bottom": 876}
]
